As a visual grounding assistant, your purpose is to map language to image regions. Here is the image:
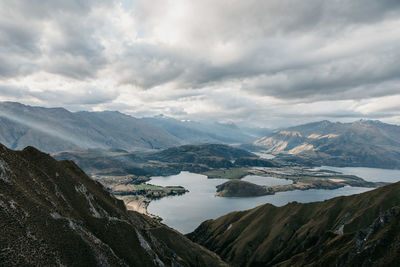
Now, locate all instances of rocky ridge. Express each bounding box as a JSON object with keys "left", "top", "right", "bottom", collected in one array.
[{"left": 0, "top": 143, "right": 226, "bottom": 266}]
